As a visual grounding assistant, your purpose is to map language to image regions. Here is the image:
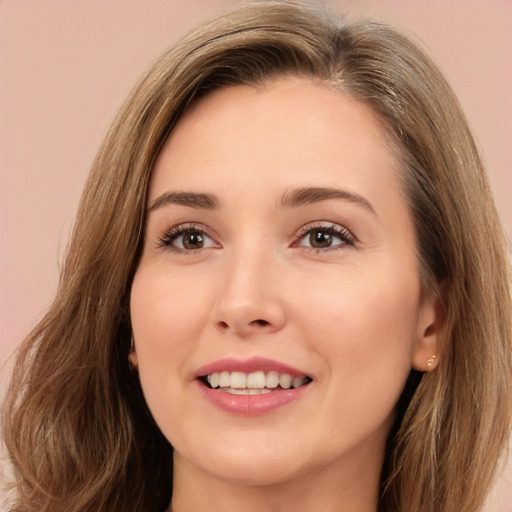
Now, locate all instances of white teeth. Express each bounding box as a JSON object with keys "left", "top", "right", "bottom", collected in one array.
[
  {"left": 246, "top": 371, "right": 266, "bottom": 389},
  {"left": 292, "top": 376, "right": 307, "bottom": 388},
  {"left": 279, "top": 374, "right": 293, "bottom": 389},
  {"left": 210, "top": 372, "right": 220, "bottom": 388},
  {"left": 230, "top": 371, "right": 247, "bottom": 388},
  {"left": 219, "top": 371, "right": 230, "bottom": 388},
  {"left": 205, "top": 370, "right": 309, "bottom": 391},
  {"left": 225, "top": 388, "right": 273, "bottom": 395},
  {"left": 249, "top": 388, "right": 269, "bottom": 395},
  {"left": 266, "top": 371, "right": 279, "bottom": 388}
]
